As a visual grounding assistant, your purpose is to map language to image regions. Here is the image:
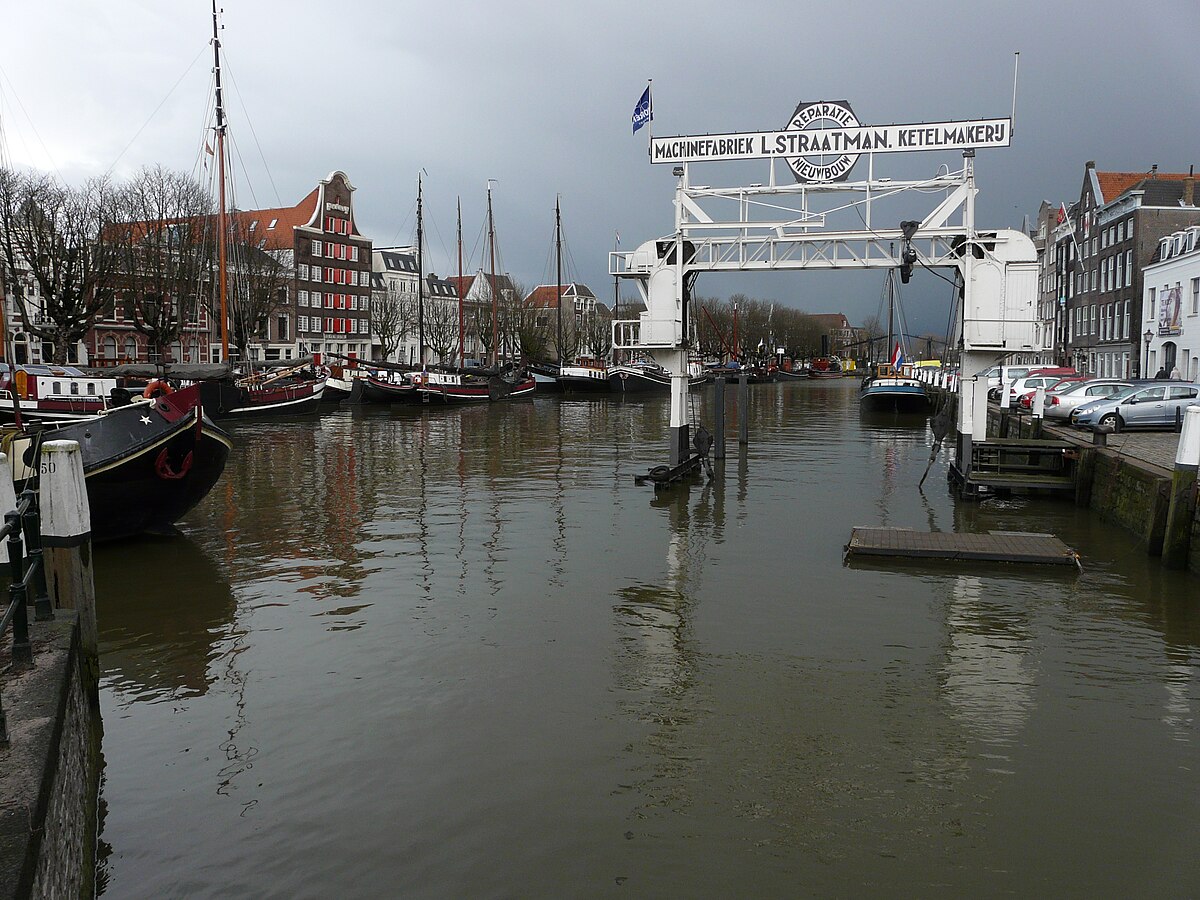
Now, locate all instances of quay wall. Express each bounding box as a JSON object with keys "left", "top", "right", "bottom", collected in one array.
[
  {"left": 985, "top": 408, "right": 1191, "bottom": 564},
  {"left": 0, "top": 613, "right": 101, "bottom": 900}
]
